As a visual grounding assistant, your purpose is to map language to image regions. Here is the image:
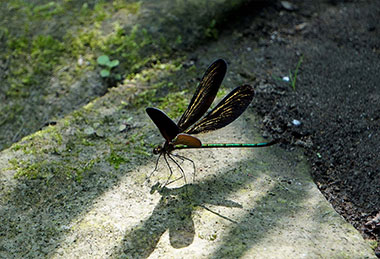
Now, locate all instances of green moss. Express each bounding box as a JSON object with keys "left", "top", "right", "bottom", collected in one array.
[
  {"left": 10, "top": 157, "right": 98, "bottom": 181},
  {"left": 133, "top": 88, "right": 158, "bottom": 107},
  {"left": 104, "top": 25, "right": 152, "bottom": 71},
  {"left": 1, "top": 0, "right": 158, "bottom": 148},
  {"left": 216, "top": 87, "right": 227, "bottom": 99},
  {"left": 126, "top": 59, "right": 187, "bottom": 109},
  {"left": 10, "top": 159, "right": 46, "bottom": 179},
  {"left": 0, "top": 104, "right": 24, "bottom": 126},
  {"left": 65, "top": 27, "right": 102, "bottom": 59},
  {"left": 81, "top": 138, "right": 94, "bottom": 146},
  {"left": 8, "top": 104, "right": 151, "bottom": 181},
  {"left": 32, "top": 35, "right": 65, "bottom": 67},
  {"left": 368, "top": 239, "right": 378, "bottom": 250},
  {"left": 158, "top": 91, "right": 188, "bottom": 119},
  {"left": 128, "top": 132, "right": 151, "bottom": 154},
  {"left": 93, "top": 2, "right": 110, "bottom": 22},
  {"left": 10, "top": 133, "right": 101, "bottom": 181},
  {"left": 5, "top": 52, "right": 200, "bottom": 180},
  {"left": 32, "top": 2, "right": 64, "bottom": 19},
  {"left": 107, "top": 150, "right": 130, "bottom": 169},
  {"left": 11, "top": 144, "right": 22, "bottom": 151},
  {"left": 123, "top": 2, "right": 141, "bottom": 14},
  {"left": 152, "top": 61, "right": 183, "bottom": 72},
  {"left": 51, "top": 131, "right": 63, "bottom": 146},
  {"left": 5, "top": 33, "right": 64, "bottom": 98}
]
